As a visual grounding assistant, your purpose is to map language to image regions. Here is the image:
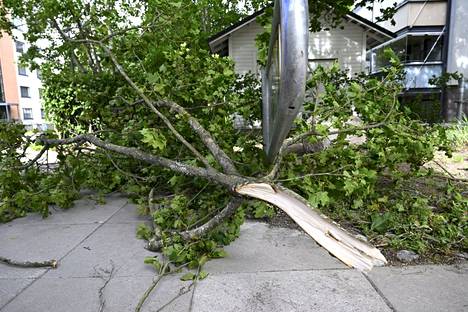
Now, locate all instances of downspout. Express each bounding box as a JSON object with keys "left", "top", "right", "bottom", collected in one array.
[{"left": 441, "top": 0, "right": 452, "bottom": 121}]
